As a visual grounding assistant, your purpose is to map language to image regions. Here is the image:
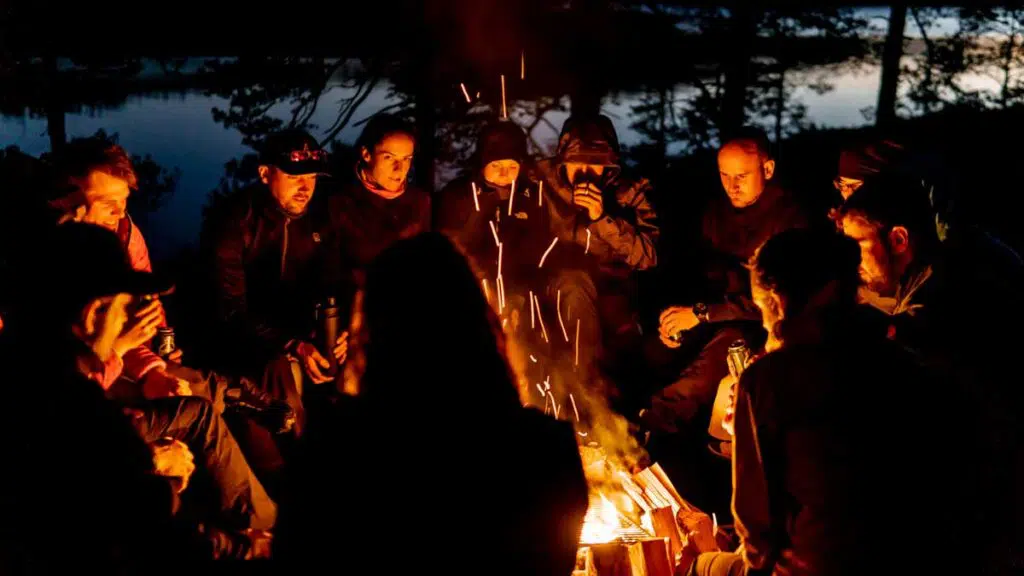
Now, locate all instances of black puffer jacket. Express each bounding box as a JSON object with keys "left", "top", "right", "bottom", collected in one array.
[
  {"left": 200, "top": 185, "right": 340, "bottom": 373},
  {"left": 435, "top": 122, "right": 551, "bottom": 298}
]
